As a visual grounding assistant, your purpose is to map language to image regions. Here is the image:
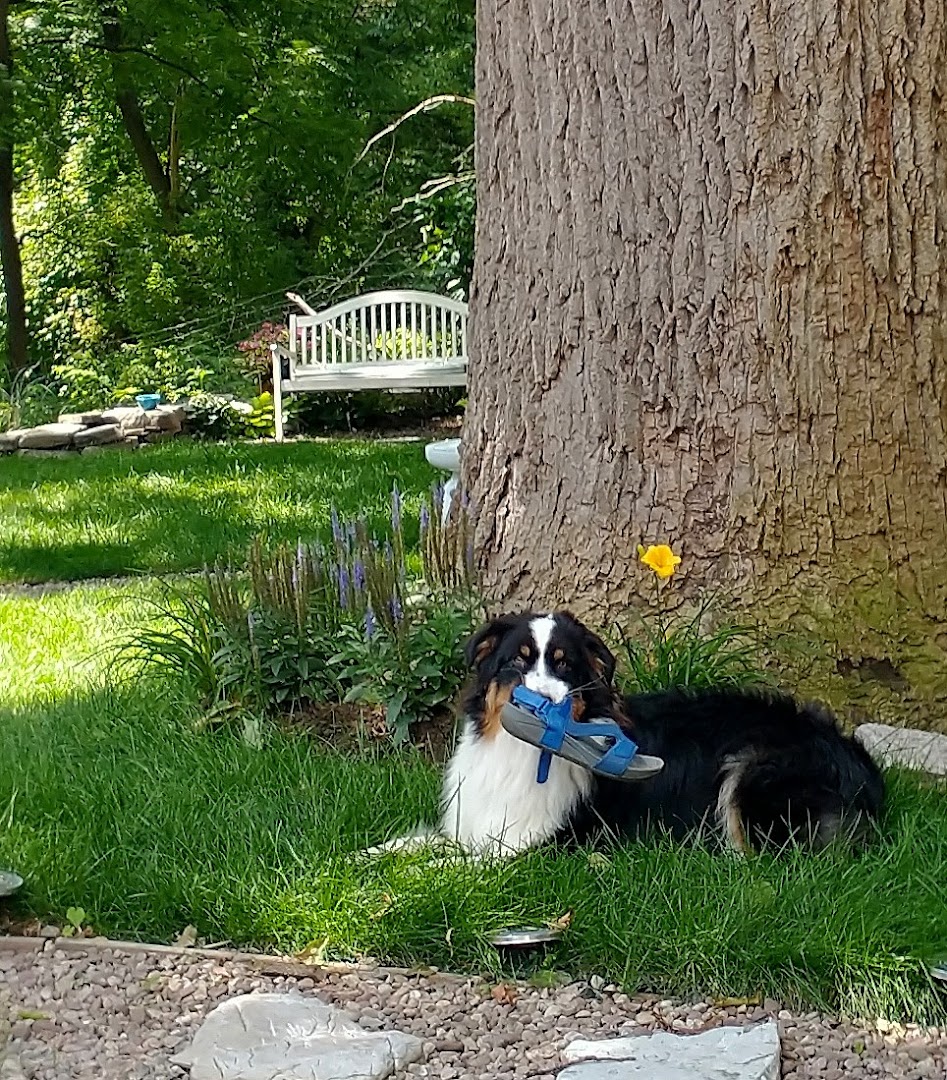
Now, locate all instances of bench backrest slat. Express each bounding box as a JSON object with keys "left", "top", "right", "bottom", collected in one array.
[{"left": 288, "top": 289, "right": 468, "bottom": 367}]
